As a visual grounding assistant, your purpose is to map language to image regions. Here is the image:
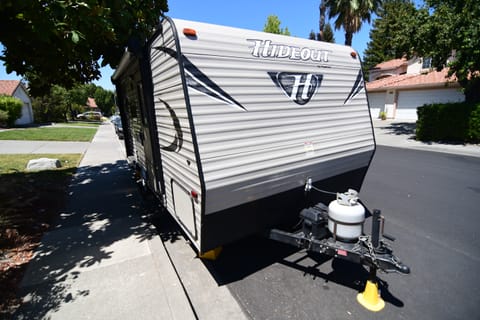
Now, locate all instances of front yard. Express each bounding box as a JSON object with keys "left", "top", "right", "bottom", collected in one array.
[
  {"left": 0, "top": 126, "right": 97, "bottom": 142},
  {"left": 0, "top": 125, "right": 90, "bottom": 316},
  {"left": 0, "top": 154, "right": 82, "bottom": 315}
]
